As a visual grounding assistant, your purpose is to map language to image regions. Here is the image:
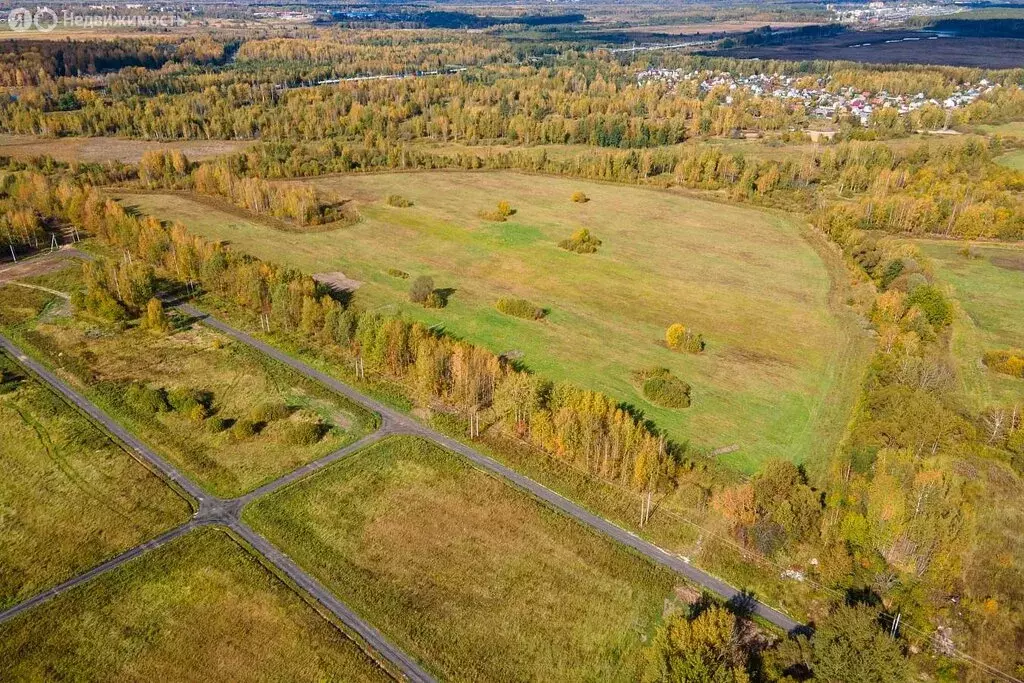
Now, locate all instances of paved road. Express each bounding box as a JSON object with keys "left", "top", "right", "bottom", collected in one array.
[
  {"left": 0, "top": 332, "right": 435, "bottom": 683},
  {"left": 179, "top": 304, "right": 802, "bottom": 633},
  {"left": 0, "top": 521, "right": 200, "bottom": 625}
]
